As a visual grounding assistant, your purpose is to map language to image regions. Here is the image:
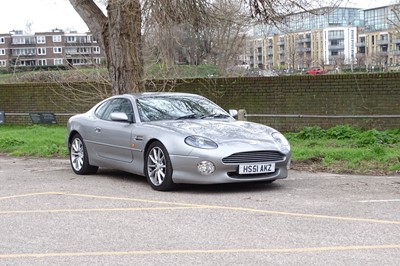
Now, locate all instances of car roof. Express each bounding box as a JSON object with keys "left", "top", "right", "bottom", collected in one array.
[{"left": 122, "top": 92, "right": 200, "bottom": 99}]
